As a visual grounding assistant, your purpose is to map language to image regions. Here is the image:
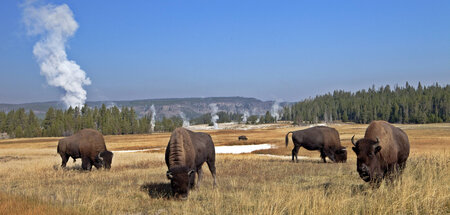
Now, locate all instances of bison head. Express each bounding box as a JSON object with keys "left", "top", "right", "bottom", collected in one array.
[
  {"left": 351, "top": 136, "right": 383, "bottom": 183},
  {"left": 333, "top": 147, "right": 347, "bottom": 163},
  {"left": 166, "top": 166, "right": 195, "bottom": 200},
  {"left": 98, "top": 151, "right": 114, "bottom": 169}
]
